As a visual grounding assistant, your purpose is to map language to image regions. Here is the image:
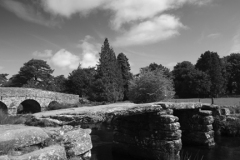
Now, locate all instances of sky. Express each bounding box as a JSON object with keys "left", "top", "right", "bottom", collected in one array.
[{"left": 0, "top": 0, "right": 240, "bottom": 78}]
